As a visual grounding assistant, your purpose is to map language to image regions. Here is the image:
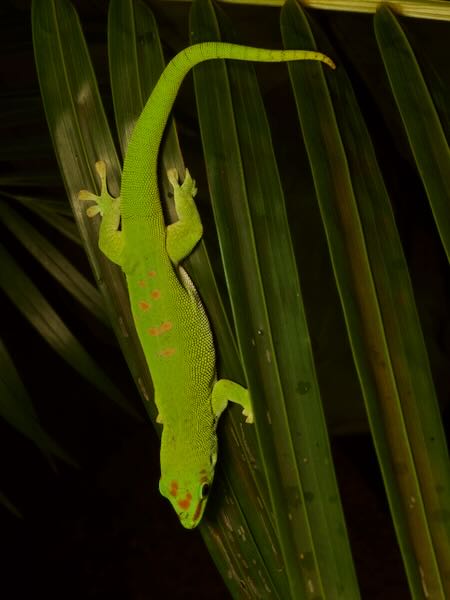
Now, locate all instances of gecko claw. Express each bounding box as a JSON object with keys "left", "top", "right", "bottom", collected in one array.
[
  {"left": 243, "top": 409, "right": 254, "bottom": 424},
  {"left": 167, "top": 168, "right": 179, "bottom": 188},
  {"left": 94, "top": 160, "right": 107, "bottom": 179},
  {"left": 182, "top": 169, "right": 197, "bottom": 197}
]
